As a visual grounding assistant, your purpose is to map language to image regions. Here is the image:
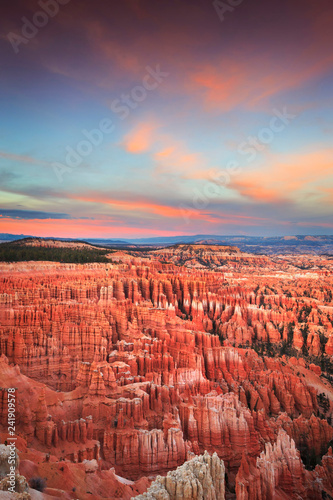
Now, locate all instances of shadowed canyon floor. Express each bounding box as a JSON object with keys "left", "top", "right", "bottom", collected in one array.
[{"left": 0, "top": 243, "right": 332, "bottom": 499}]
